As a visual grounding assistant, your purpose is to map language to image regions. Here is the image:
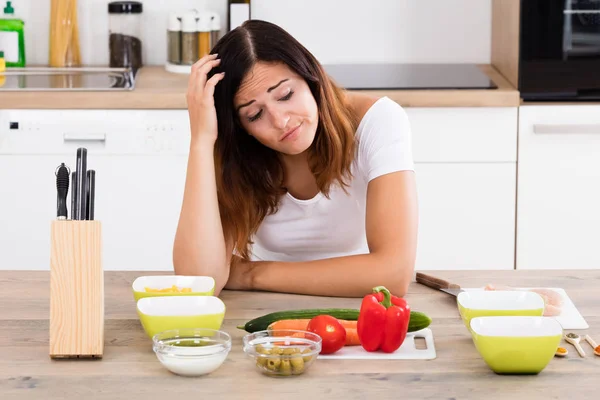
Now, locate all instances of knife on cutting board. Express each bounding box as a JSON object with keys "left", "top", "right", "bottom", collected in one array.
[{"left": 415, "top": 272, "right": 465, "bottom": 297}]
